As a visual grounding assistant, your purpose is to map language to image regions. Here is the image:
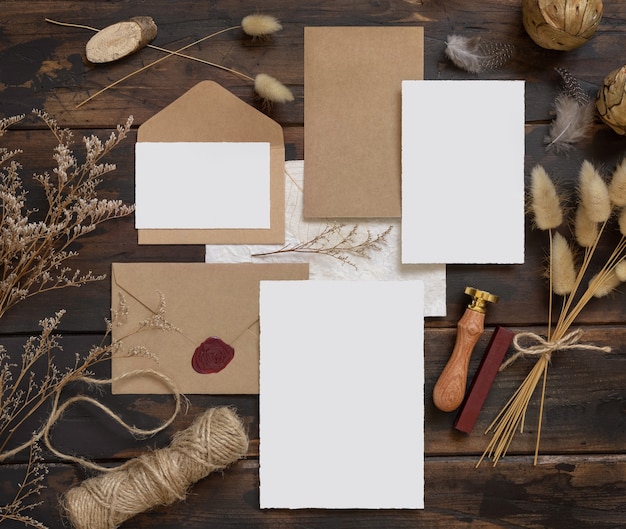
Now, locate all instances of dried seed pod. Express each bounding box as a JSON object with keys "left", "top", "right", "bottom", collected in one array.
[
  {"left": 522, "top": 0, "right": 603, "bottom": 51},
  {"left": 597, "top": 65, "right": 626, "bottom": 135},
  {"left": 86, "top": 16, "right": 158, "bottom": 63}
]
